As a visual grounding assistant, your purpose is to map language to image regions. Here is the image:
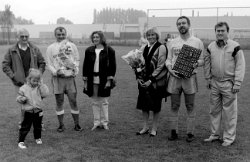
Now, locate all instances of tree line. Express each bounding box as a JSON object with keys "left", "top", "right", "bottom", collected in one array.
[{"left": 93, "top": 8, "right": 146, "bottom": 24}]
